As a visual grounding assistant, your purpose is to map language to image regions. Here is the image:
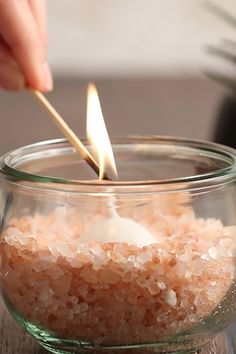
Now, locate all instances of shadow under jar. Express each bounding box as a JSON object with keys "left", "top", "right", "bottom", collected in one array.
[{"left": 0, "top": 136, "right": 236, "bottom": 354}]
